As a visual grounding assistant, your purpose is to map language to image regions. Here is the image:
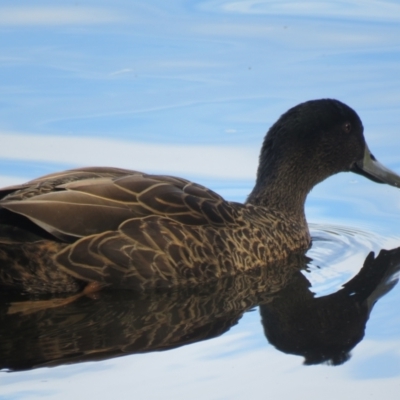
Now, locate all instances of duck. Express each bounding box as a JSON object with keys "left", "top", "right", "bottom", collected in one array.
[{"left": 0, "top": 99, "right": 399, "bottom": 295}]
